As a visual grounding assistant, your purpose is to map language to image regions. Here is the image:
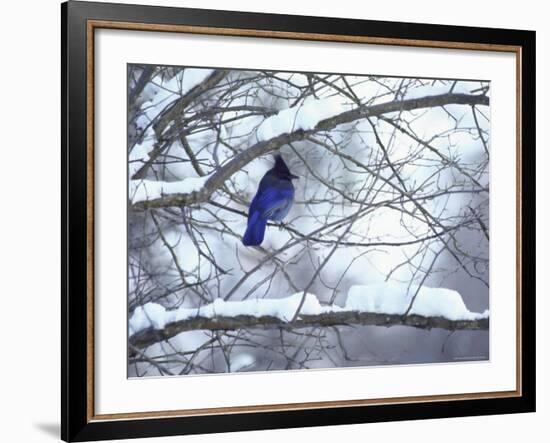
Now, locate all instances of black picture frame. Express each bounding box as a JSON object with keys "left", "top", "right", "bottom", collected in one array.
[{"left": 62, "top": 1, "right": 536, "bottom": 441}]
